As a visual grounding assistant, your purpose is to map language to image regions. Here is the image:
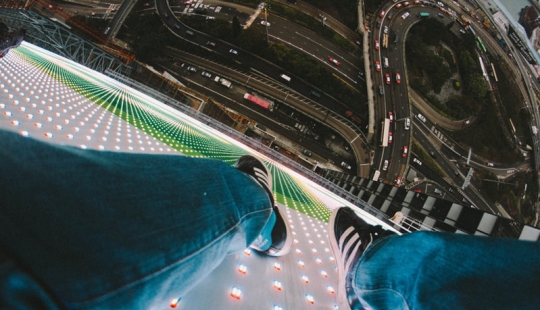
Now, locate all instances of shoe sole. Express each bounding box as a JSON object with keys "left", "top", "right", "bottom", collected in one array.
[
  {"left": 267, "top": 206, "right": 293, "bottom": 256},
  {"left": 328, "top": 207, "right": 352, "bottom": 310}
]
